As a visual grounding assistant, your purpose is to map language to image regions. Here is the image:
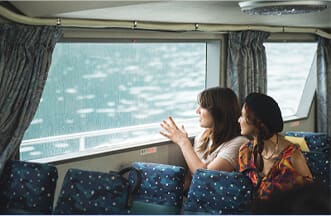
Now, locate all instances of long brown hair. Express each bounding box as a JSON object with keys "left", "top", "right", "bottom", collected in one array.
[{"left": 197, "top": 87, "right": 241, "bottom": 159}]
